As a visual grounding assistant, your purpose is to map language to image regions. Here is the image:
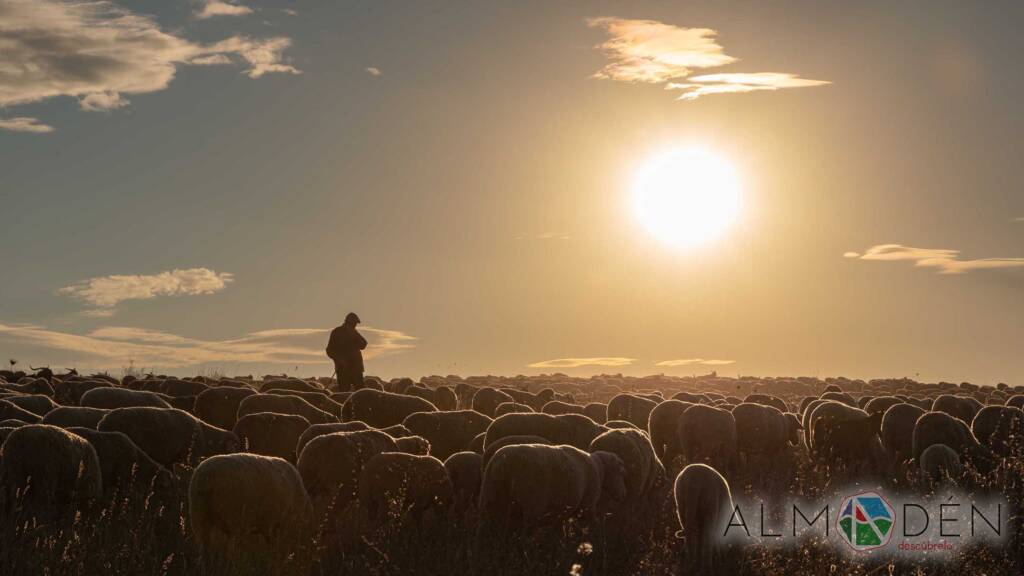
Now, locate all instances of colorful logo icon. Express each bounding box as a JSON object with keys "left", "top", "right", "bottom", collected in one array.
[{"left": 837, "top": 491, "right": 894, "bottom": 550}]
